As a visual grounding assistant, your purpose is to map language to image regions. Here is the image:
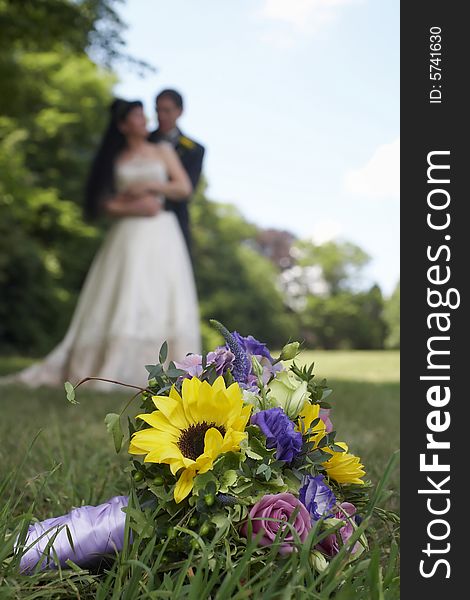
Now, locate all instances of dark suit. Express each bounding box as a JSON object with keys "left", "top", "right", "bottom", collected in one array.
[{"left": 148, "top": 127, "right": 205, "bottom": 252}]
